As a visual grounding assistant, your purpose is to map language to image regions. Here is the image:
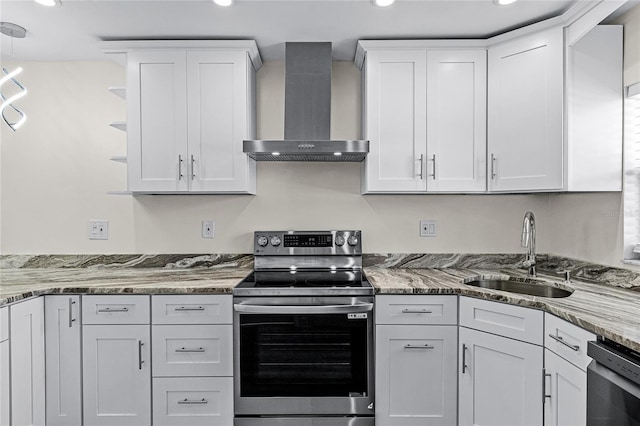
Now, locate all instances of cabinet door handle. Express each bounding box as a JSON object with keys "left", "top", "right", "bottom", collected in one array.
[
  {"left": 190, "top": 155, "right": 196, "bottom": 180},
  {"left": 68, "top": 298, "right": 77, "bottom": 328},
  {"left": 402, "top": 308, "right": 432, "bottom": 314},
  {"left": 404, "top": 344, "right": 433, "bottom": 350},
  {"left": 178, "top": 155, "right": 184, "bottom": 180},
  {"left": 429, "top": 154, "right": 436, "bottom": 180},
  {"left": 462, "top": 343, "right": 468, "bottom": 374},
  {"left": 490, "top": 153, "right": 496, "bottom": 179},
  {"left": 416, "top": 154, "right": 424, "bottom": 180},
  {"left": 174, "top": 306, "right": 205, "bottom": 311},
  {"left": 175, "top": 347, "right": 205, "bottom": 353},
  {"left": 138, "top": 341, "right": 144, "bottom": 370},
  {"left": 177, "top": 398, "right": 208, "bottom": 405},
  {"left": 543, "top": 369, "right": 552, "bottom": 402},
  {"left": 97, "top": 307, "right": 129, "bottom": 313},
  {"left": 548, "top": 333, "right": 580, "bottom": 351}
]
